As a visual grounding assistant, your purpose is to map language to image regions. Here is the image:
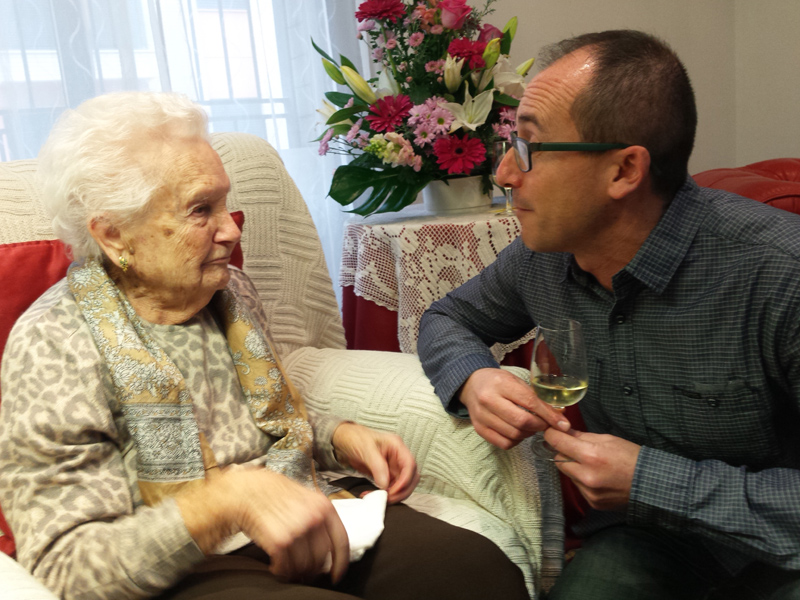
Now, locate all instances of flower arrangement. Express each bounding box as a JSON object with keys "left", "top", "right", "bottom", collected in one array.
[{"left": 314, "top": 0, "right": 533, "bottom": 216}]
